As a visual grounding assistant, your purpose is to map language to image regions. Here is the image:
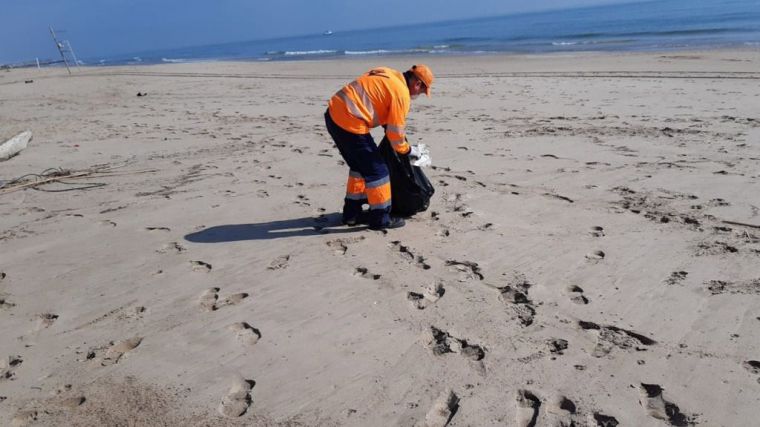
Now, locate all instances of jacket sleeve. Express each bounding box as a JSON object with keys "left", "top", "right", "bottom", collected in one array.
[{"left": 385, "top": 95, "right": 410, "bottom": 154}]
